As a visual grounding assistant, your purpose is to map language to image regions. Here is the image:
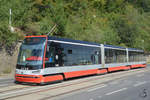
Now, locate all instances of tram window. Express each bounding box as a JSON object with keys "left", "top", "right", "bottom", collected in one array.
[
  {"left": 129, "top": 51, "right": 144, "bottom": 62},
  {"left": 139, "top": 52, "right": 144, "bottom": 61},
  {"left": 129, "top": 51, "right": 140, "bottom": 62},
  {"left": 91, "top": 51, "right": 100, "bottom": 64},
  {"left": 46, "top": 47, "right": 55, "bottom": 61},
  {"left": 68, "top": 50, "right": 72, "bottom": 54},
  {"left": 45, "top": 42, "right": 65, "bottom": 67},
  {"left": 105, "top": 49, "right": 126, "bottom": 63},
  {"left": 45, "top": 45, "right": 55, "bottom": 68},
  {"left": 105, "top": 49, "right": 114, "bottom": 63},
  {"left": 61, "top": 44, "right": 101, "bottom": 66},
  {"left": 129, "top": 51, "right": 133, "bottom": 62}
]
